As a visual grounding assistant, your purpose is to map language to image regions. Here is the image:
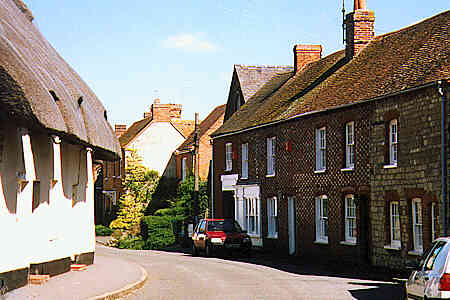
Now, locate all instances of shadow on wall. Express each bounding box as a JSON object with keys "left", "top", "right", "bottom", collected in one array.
[
  {"left": 61, "top": 143, "right": 87, "bottom": 206},
  {"left": 31, "top": 132, "right": 53, "bottom": 211},
  {"left": 1, "top": 126, "right": 21, "bottom": 214}
]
